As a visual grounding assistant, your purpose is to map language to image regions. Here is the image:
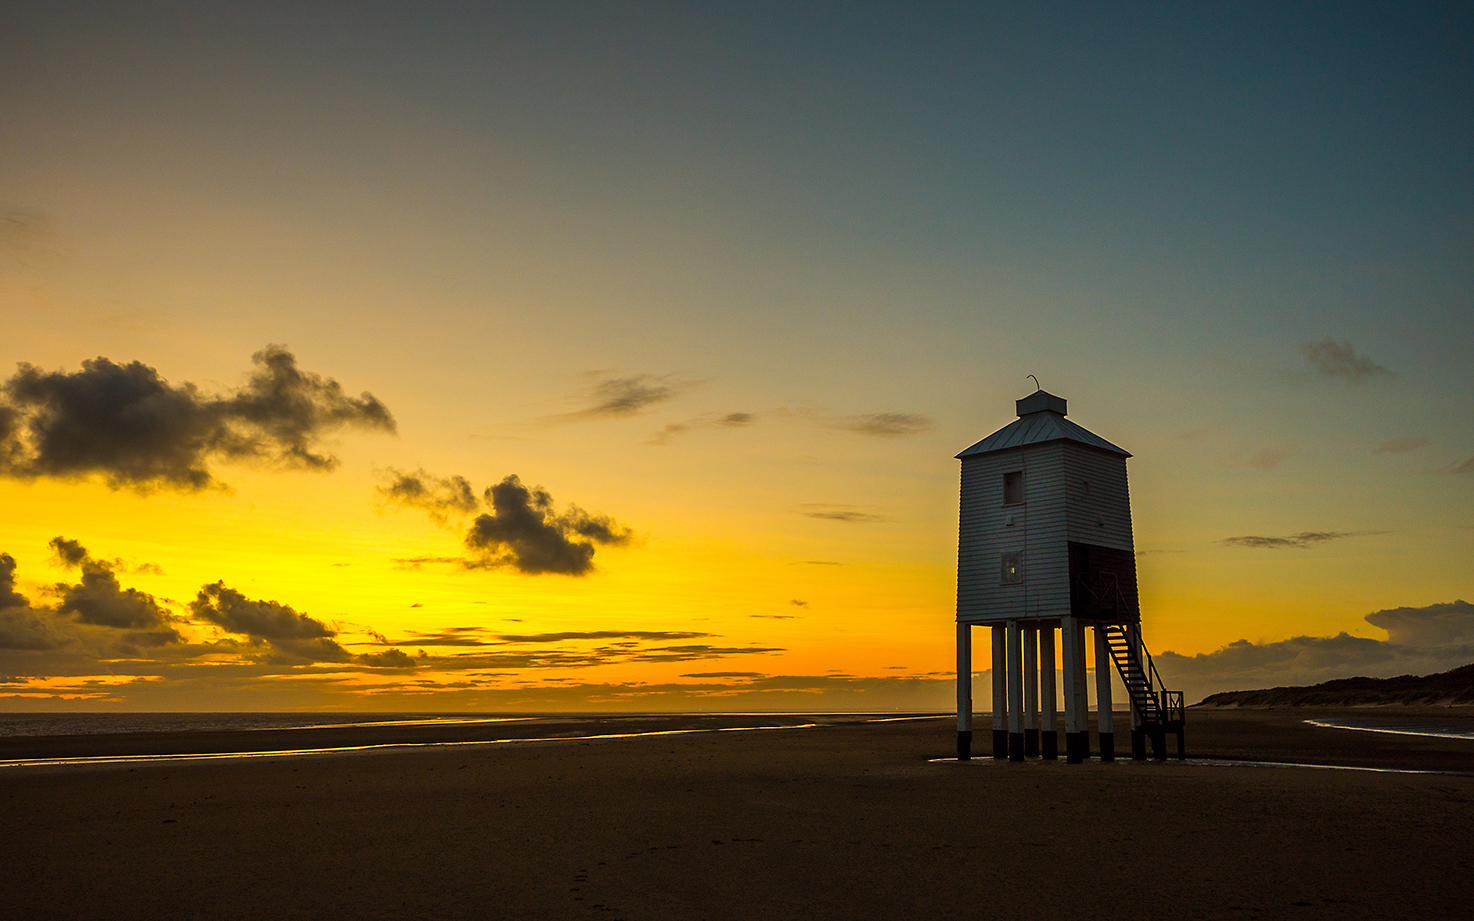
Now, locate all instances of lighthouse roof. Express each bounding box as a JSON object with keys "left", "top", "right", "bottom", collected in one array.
[{"left": 955, "top": 390, "right": 1131, "bottom": 459}]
